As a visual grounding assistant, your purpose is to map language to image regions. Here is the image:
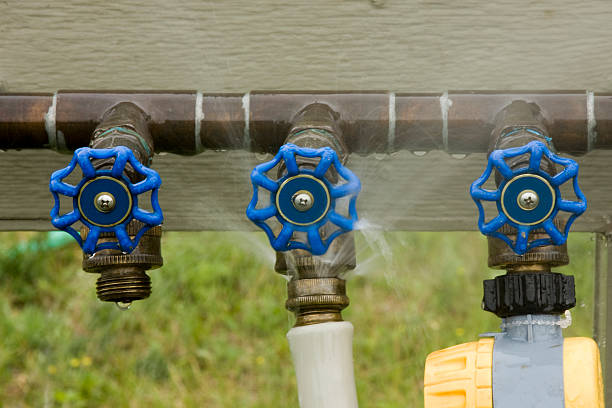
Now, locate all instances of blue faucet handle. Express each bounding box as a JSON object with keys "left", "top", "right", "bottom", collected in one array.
[
  {"left": 246, "top": 143, "right": 361, "bottom": 256},
  {"left": 470, "top": 140, "right": 586, "bottom": 255},
  {"left": 50, "top": 146, "right": 163, "bottom": 254}
]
